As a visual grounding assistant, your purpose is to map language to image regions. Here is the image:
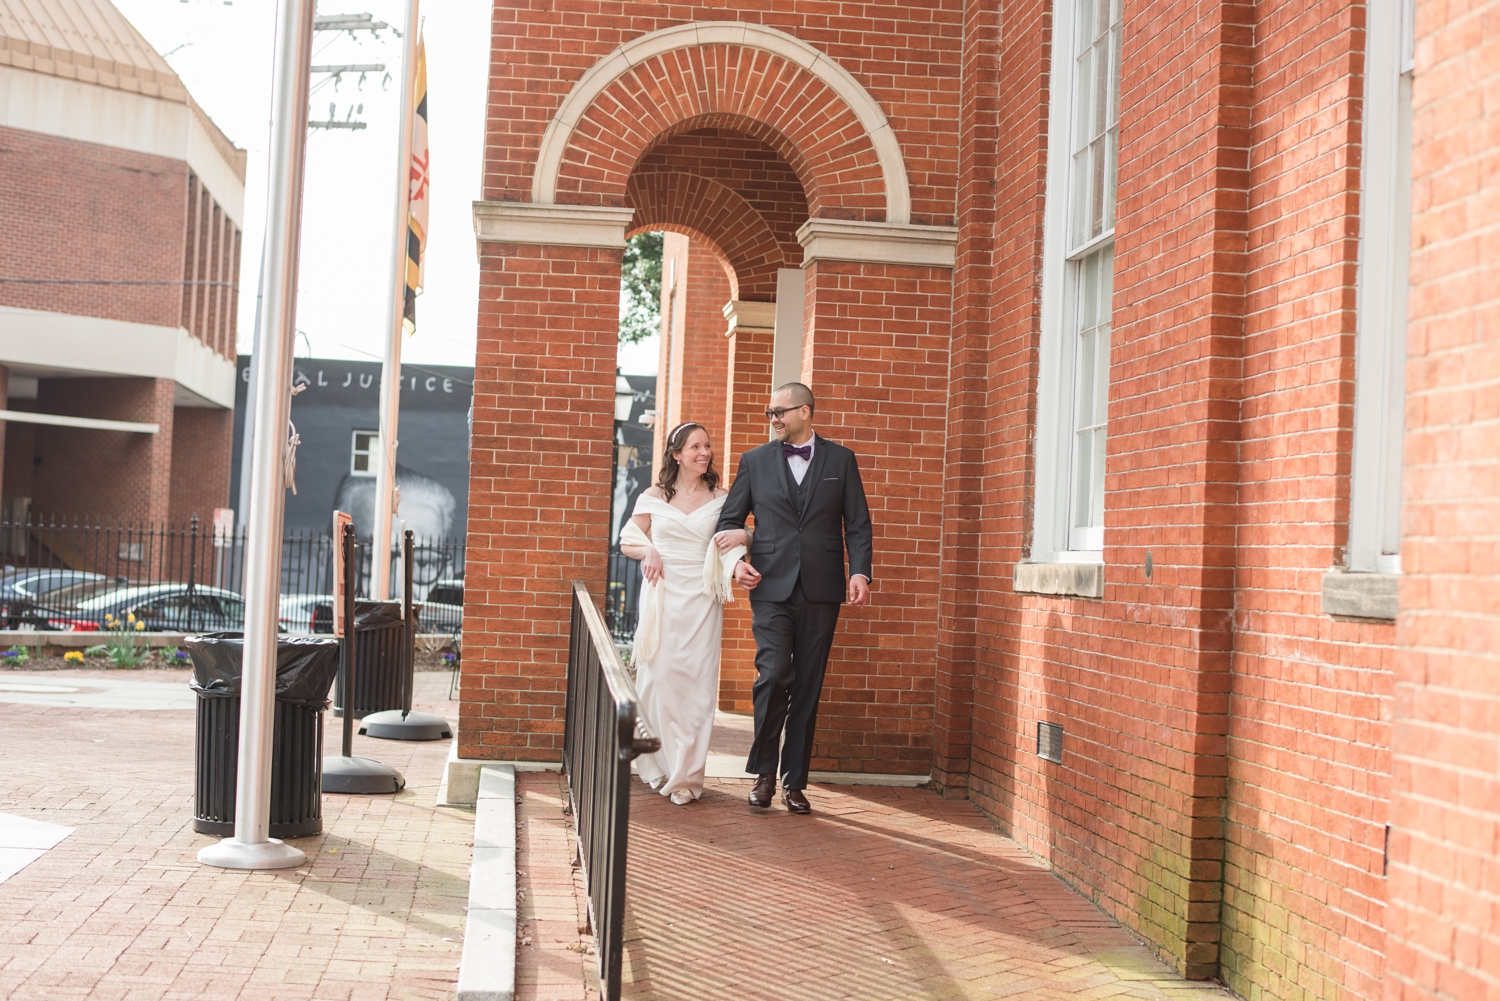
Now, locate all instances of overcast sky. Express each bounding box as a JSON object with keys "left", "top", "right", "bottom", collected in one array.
[{"left": 114, "top": 0, "right": 658, "bottom": 374}]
